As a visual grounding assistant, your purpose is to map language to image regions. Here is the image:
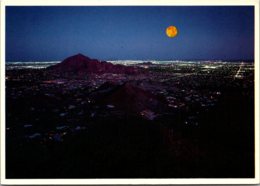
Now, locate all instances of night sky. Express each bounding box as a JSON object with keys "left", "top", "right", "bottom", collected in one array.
[{"left": 6, "top": 6, "right": 254, "bottom": 61}]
